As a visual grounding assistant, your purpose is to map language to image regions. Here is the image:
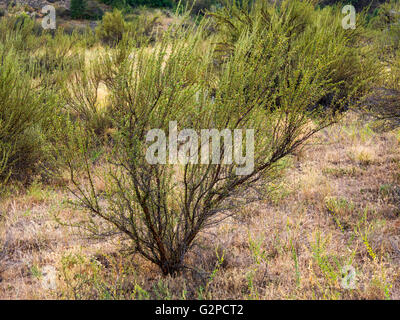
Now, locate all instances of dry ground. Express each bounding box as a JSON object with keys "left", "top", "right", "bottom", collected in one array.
[{"left": 1, "top": 113, "right": 400, "bottom": 299}]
